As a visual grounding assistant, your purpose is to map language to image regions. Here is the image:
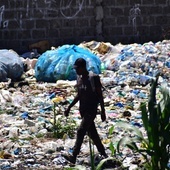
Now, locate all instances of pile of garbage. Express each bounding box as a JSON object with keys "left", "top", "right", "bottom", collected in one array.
[
  {"left": 0, "top": 39, "right": 170, "bottom": 169},
  {"left": 81, "top": 40, "right": 170, "bottom": 86},
  {"left": 0, "top": 50, "right": 24, "bottom": 82}
]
